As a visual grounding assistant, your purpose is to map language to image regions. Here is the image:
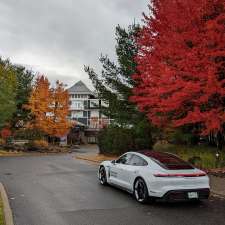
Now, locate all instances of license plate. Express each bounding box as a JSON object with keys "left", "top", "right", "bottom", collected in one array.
[{"left": 188, "top": 192, "right": 198, "bottom": 199}]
